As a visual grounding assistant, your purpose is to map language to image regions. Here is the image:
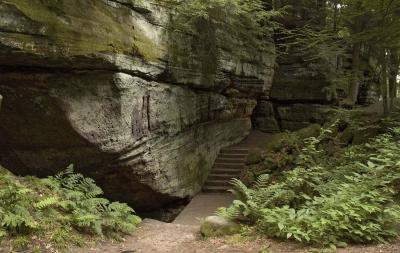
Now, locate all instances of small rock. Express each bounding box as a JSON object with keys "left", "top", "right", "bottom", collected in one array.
[
  {"left": 336, "top": 242, "right": 348, "bottom": 248},
  {"left": 200, "top": 216, "right": 241, "bottom": 237},
  {"left": 218, "top": 245, "right": 229, "bottom": 250}
]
